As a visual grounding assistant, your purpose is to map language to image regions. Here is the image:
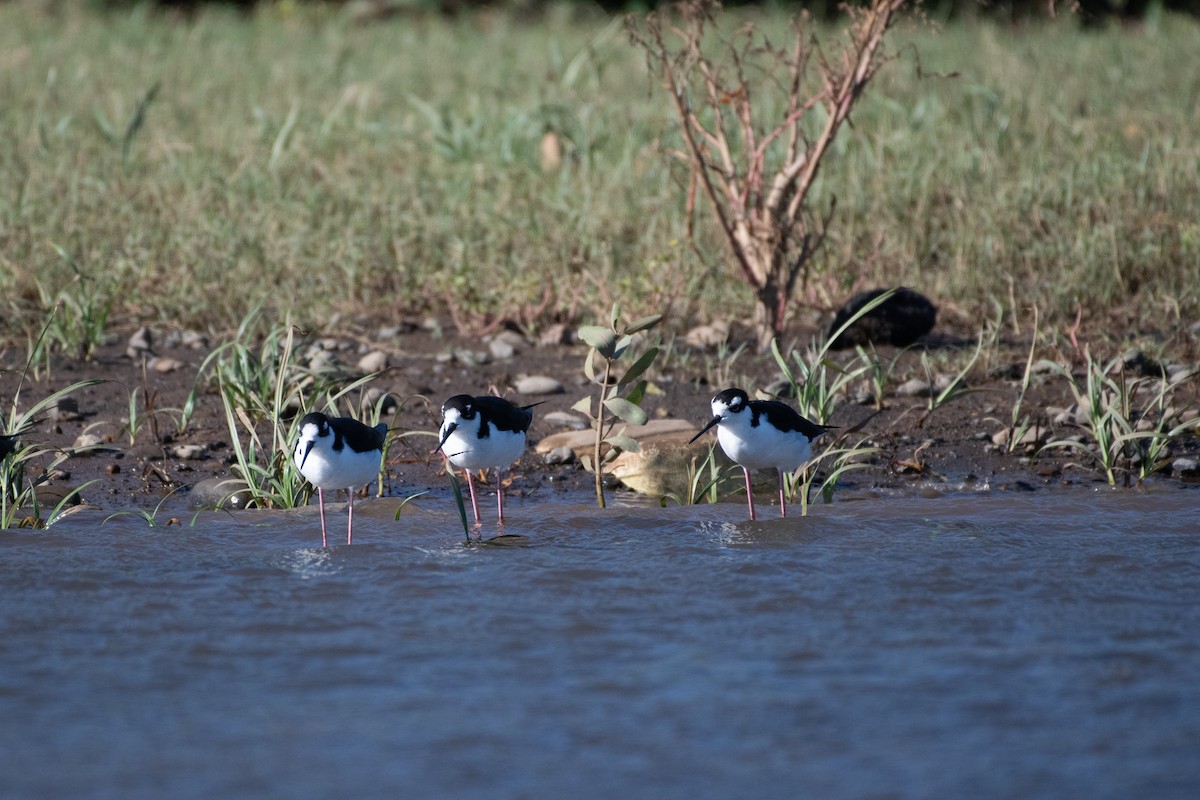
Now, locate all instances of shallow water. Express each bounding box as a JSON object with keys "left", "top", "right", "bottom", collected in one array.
[{"left": 2, "top": 488, "right": 1199, "bottom": 799}]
